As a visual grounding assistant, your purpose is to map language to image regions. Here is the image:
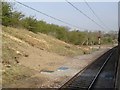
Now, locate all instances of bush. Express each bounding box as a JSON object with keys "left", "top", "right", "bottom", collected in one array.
[{"left": 2, "top": 2, "right": 116, "bottom": 45}]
